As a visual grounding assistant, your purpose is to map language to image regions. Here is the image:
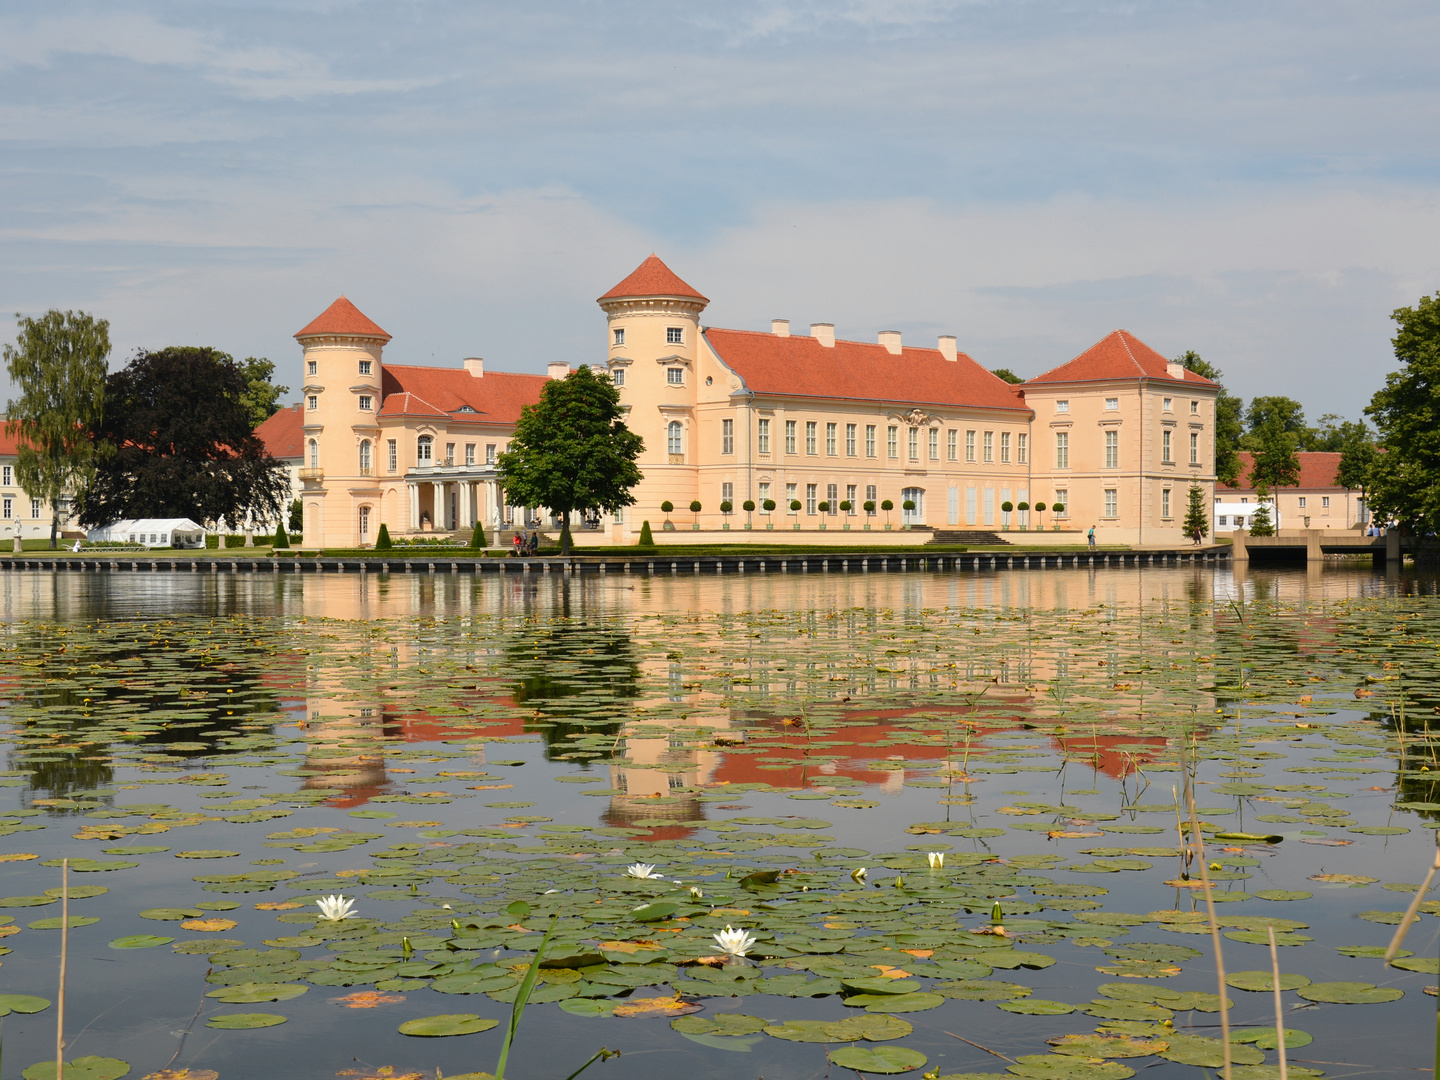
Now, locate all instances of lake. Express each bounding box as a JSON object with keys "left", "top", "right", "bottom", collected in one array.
[{"left": 0, "top": 563, "right": 1435, "bottom": 1080}]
